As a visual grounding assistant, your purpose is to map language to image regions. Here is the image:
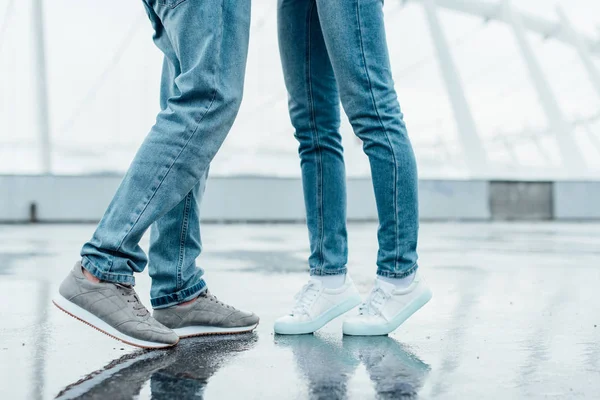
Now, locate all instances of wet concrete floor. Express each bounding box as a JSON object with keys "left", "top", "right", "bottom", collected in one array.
[{"left": 0, "top": 223, "right": 599, "bottom": 399}]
